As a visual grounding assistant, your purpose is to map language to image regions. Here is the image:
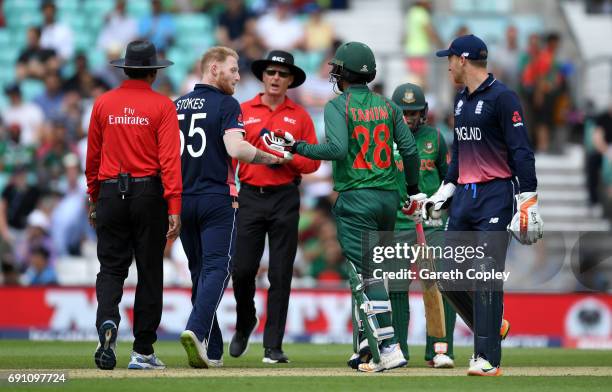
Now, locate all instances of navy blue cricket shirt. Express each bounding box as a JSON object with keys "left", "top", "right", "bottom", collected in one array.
[
  {"left": 175, "top": 84, "right": 245, "bottom": 197},
  {"left": 445, "top": 73, "right": 537, "bottom": 192}
]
